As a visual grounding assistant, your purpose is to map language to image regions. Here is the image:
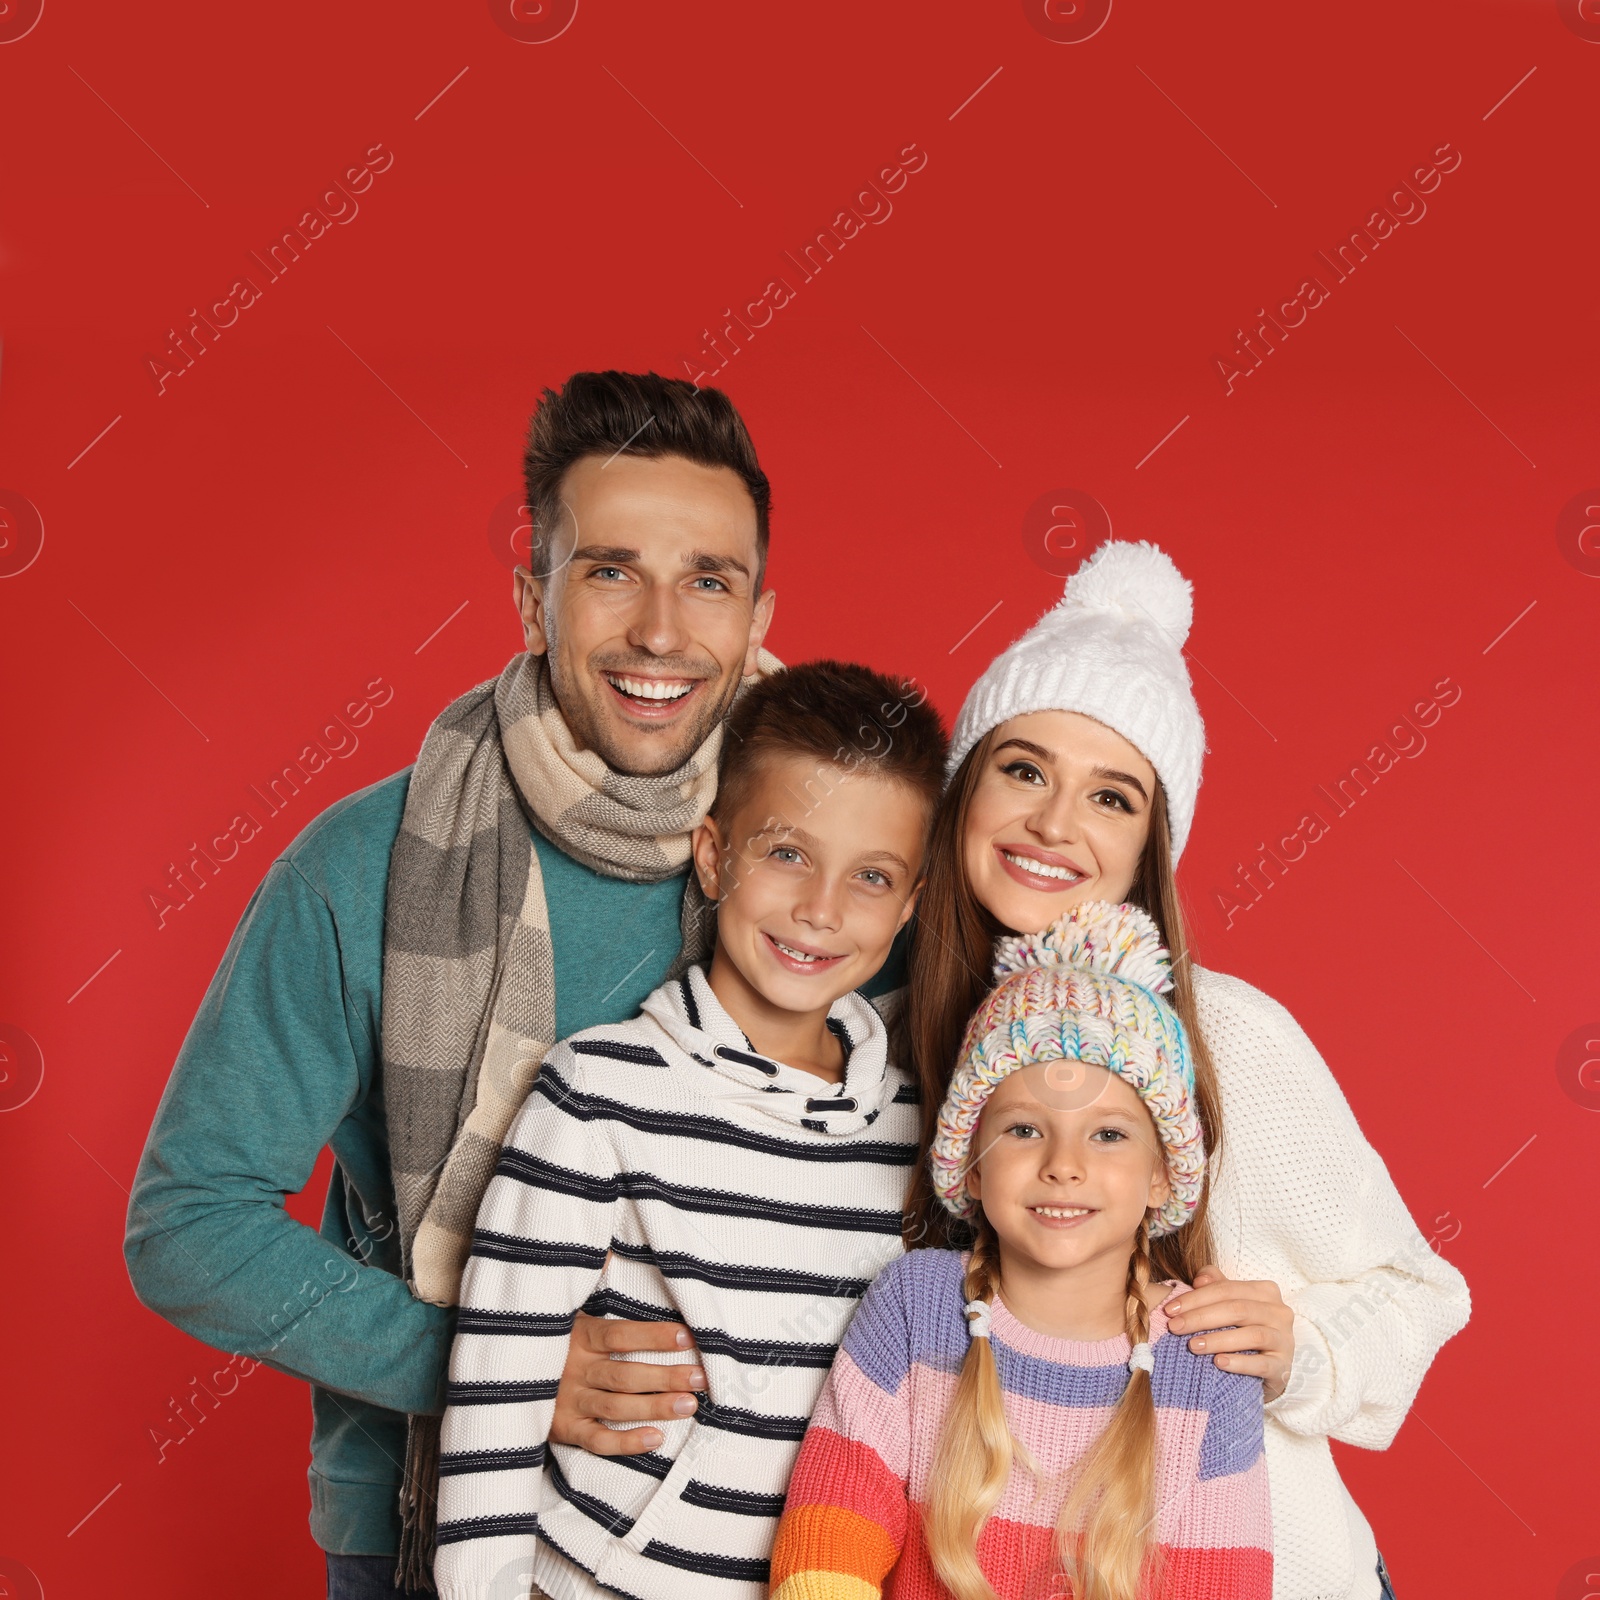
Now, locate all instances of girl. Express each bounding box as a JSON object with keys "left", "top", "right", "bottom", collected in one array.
[
  {"left": 899, "top": 540, "right": 1468, "bottom": 1599},
  {"left": 771, "top": 900, "right": 1272, "bottom": 1600}
]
